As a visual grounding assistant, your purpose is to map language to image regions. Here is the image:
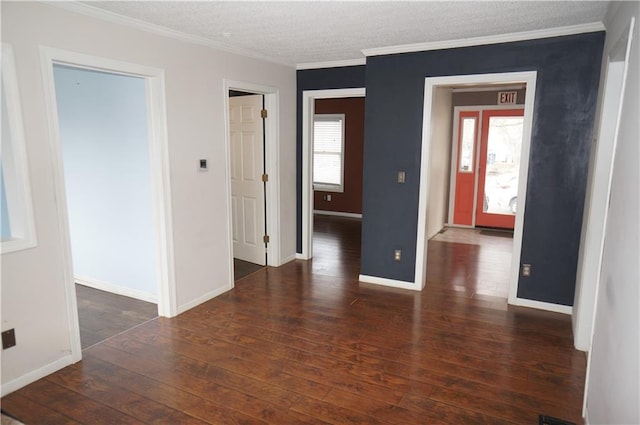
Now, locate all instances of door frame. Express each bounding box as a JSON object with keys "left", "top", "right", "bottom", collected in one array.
[
  {"left": 417, "top": 71, "right": 537, "bottom": 307},
  {"left": 223, "top": 80, "right": 281, "bottom": 280},
  {"left": 300, "top": 87, "right": 365, "bottom": 260},
  {"left": 40, "top": 47, "right": 177, "bottom": 363},
  {"left": 448, "top": 105, "right": 526, "bottom": 228}
]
